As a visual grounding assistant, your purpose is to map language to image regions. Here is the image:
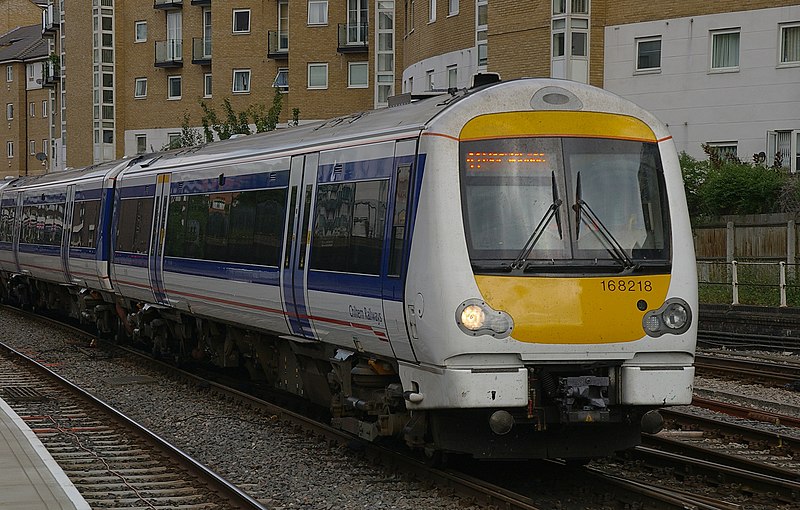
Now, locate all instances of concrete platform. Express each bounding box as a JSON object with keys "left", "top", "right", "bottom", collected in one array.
[{"left": 0, "top": 397, "right": 89, "bottom": 510}]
